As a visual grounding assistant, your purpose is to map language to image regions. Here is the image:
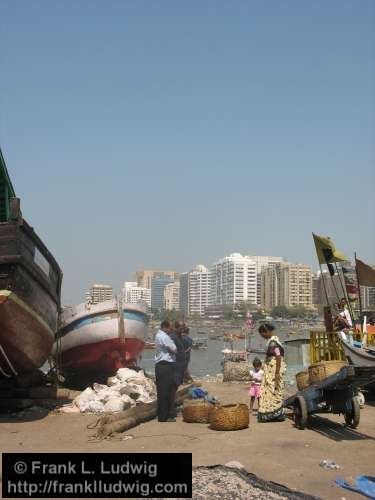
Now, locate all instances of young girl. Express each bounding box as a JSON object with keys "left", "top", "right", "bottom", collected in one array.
[{"left": 249, "top": 357, "right": 263, "bottom": 412}]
